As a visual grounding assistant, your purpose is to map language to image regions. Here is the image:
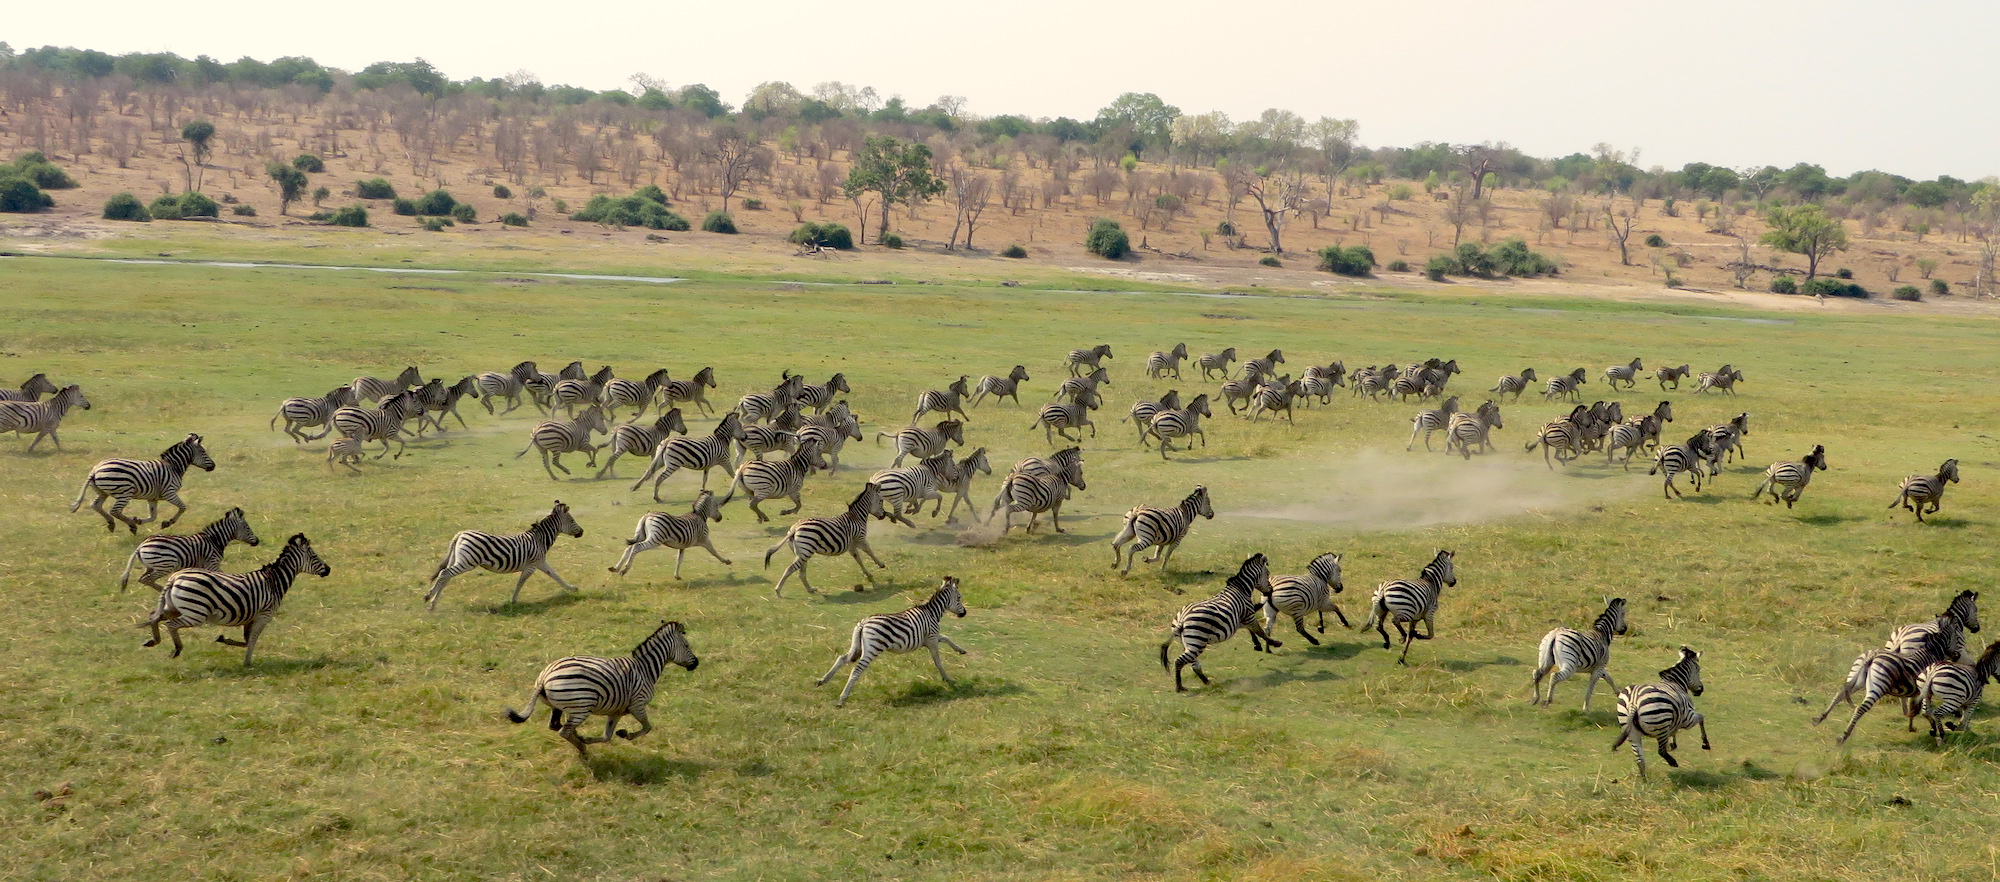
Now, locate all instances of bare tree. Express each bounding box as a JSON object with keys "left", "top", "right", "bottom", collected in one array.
[
  {"left": 702, "top": 124, "right": 769, "bottom": 213},
  {"left": 1605, "top": 203, "right": 1637, "bottom": 266},
  {"left": 1243, "top": 171, "right": 1305, "bottom": 253},
  {"left": 946, "top": 166, "right": 992, "bottom": 250},
  {"left": 1459, "top": 143, "right": 1501, "bottom": 201},
  {"left": 573, "top": 137, "right": 604, "bottom": 185},
  {"left": 1443, "top": 187, "right": 1476, "bottom": 247}
]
